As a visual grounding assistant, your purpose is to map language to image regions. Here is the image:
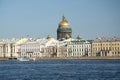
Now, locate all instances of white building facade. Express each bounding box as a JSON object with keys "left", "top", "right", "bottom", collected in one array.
[
  {"left": 18, "top": 39, "right": 46, "bottom": 59},
  {"left": 66, "top": 39, "right": 92, "bottom": 57},
  {"left": 0, "top": 37, "right": 92, "bottom": 58}
]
